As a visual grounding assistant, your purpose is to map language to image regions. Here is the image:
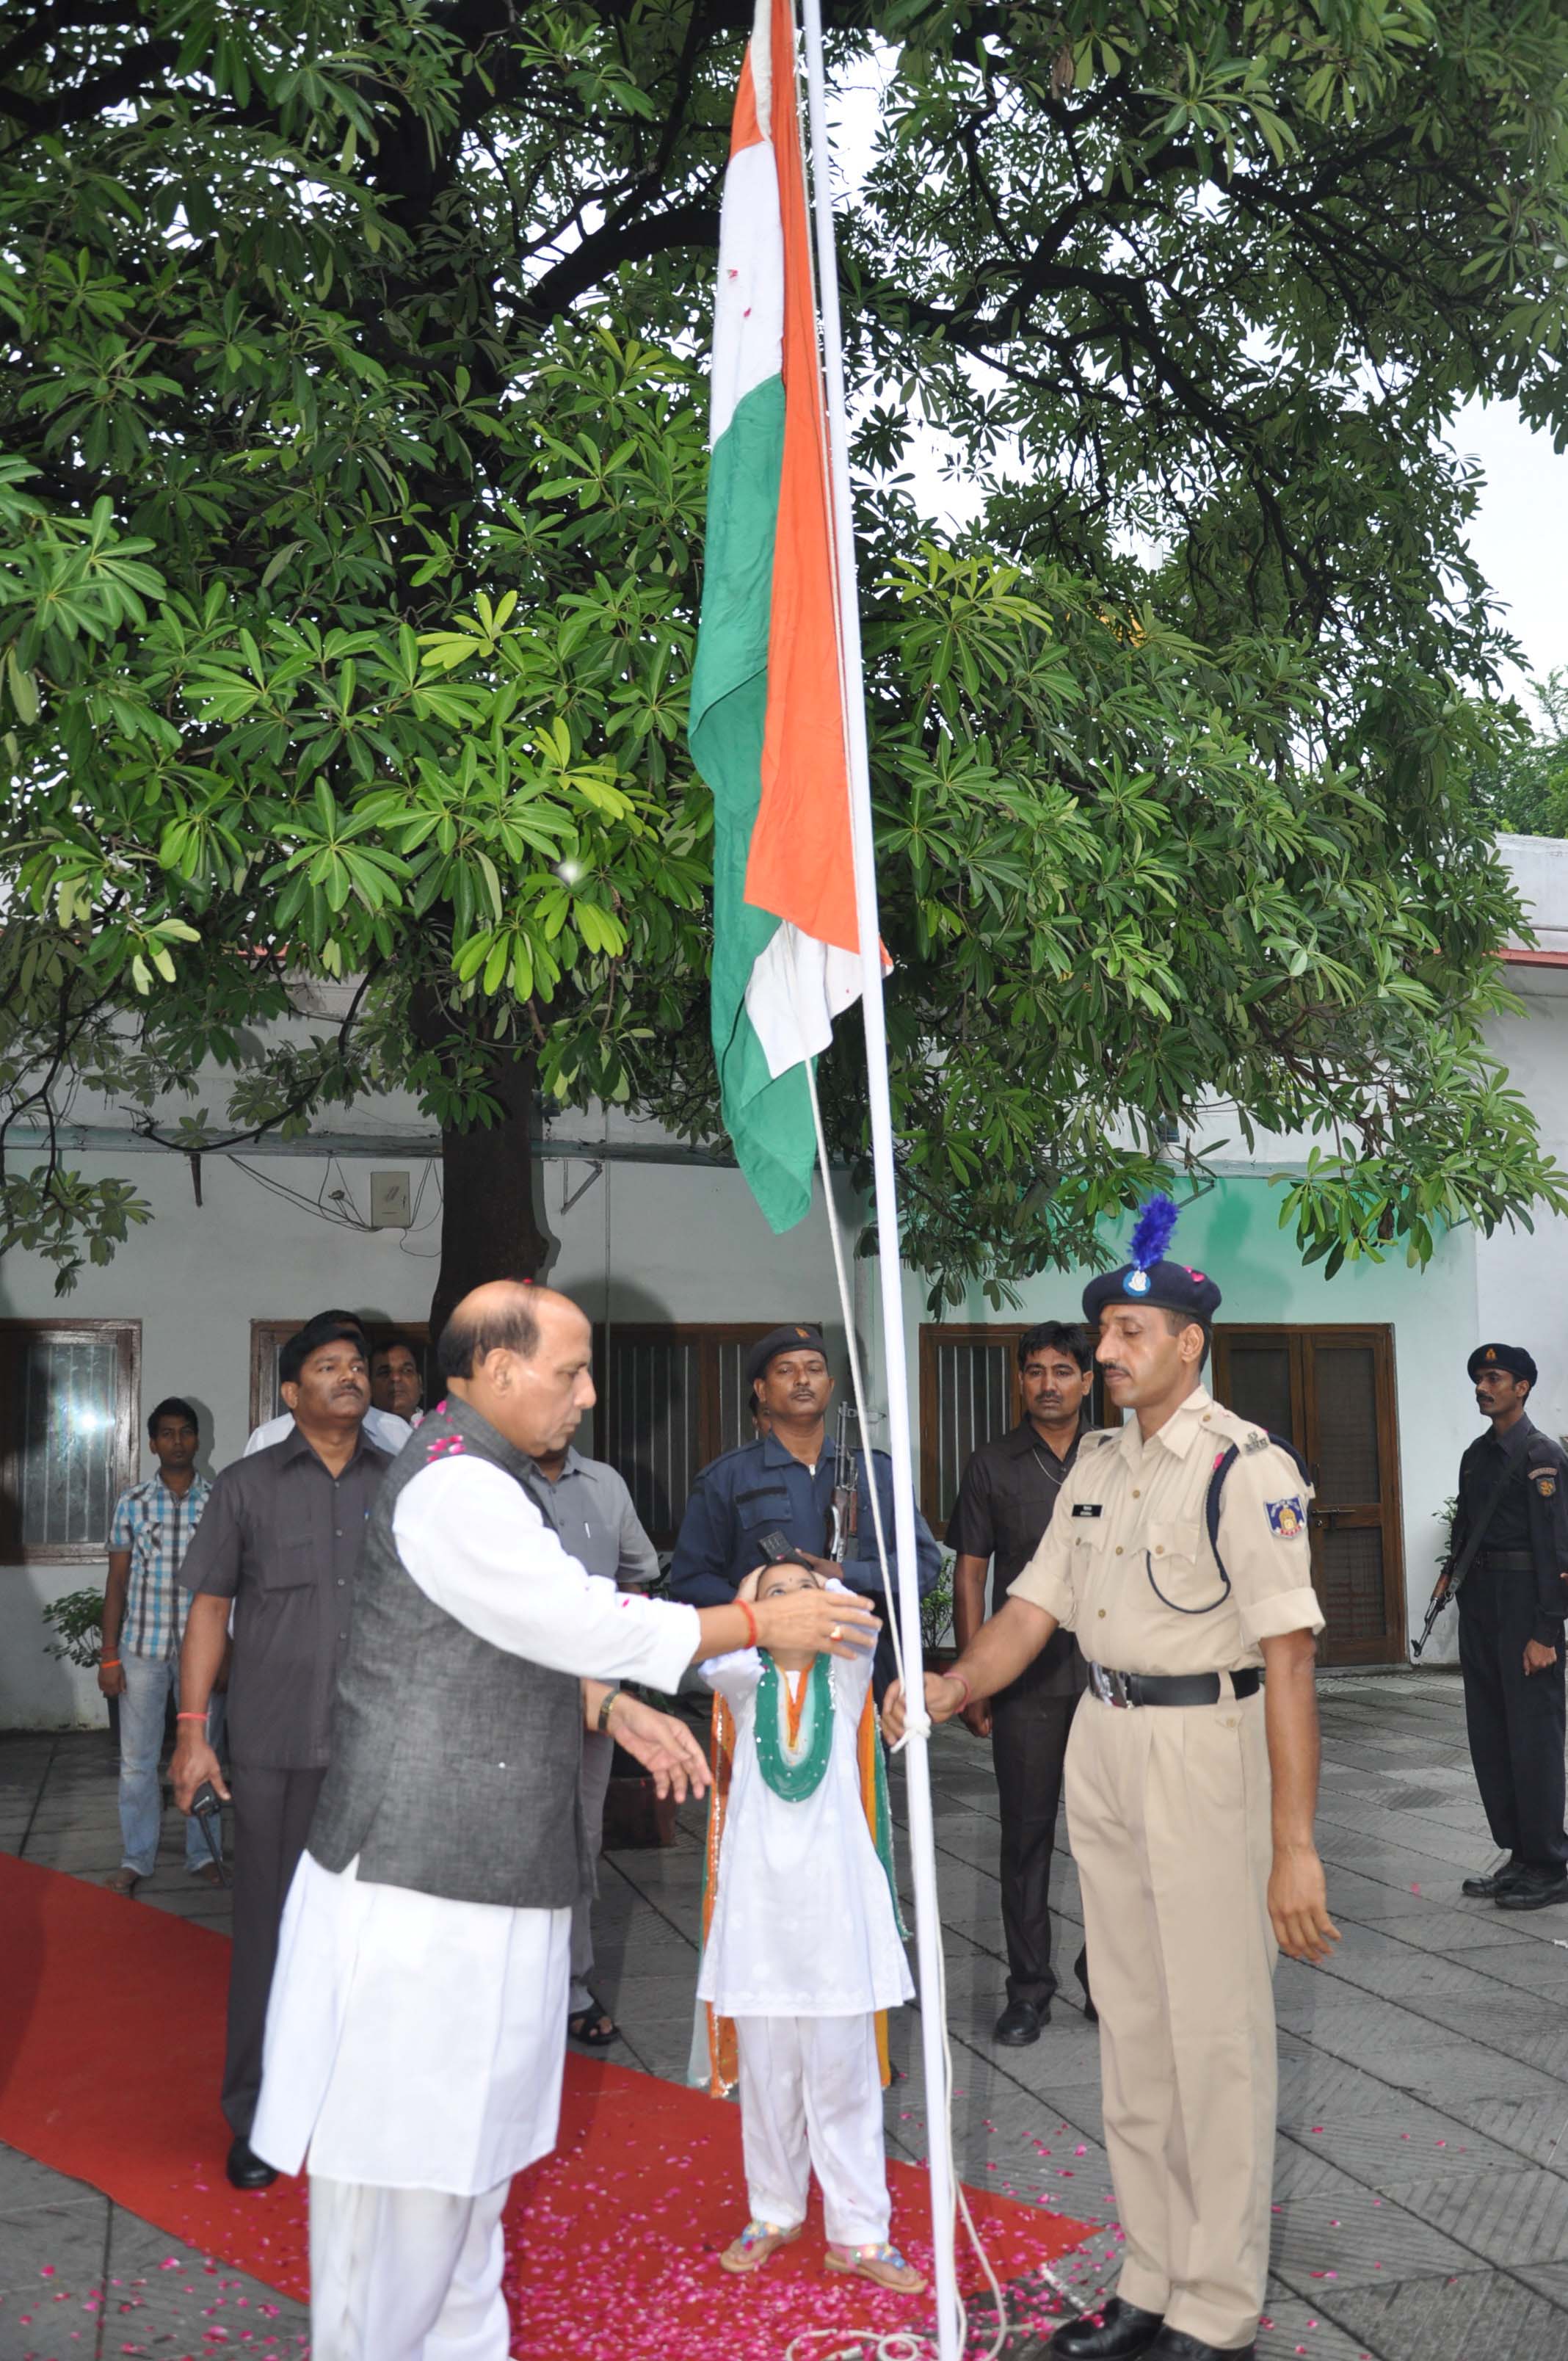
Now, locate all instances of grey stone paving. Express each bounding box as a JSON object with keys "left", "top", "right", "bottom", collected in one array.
[{"left": 4, "top": 1669, "right": 1568, "bottom": 2357}]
